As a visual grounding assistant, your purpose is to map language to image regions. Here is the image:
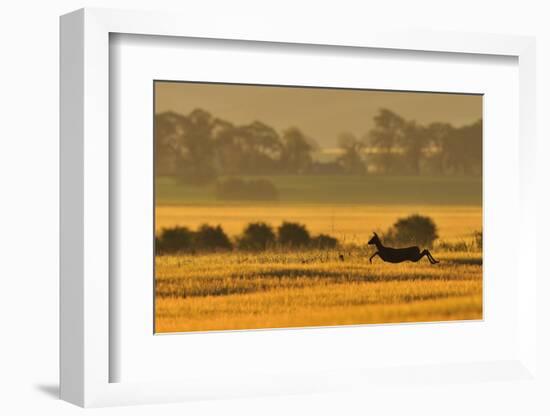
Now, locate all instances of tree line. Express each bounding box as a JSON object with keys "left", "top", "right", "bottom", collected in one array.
[
  {"left": 156, "top": 214, "right": 458, "bottom": 254},
  {"left": 368, "top": 109, "right": 482, "bottom": 176},
  {"left": 155, "top": 108, "right": 482, "bottom": 185},
  {"left": 155, "top": 222, "right": 339, "bottom": 254}
]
